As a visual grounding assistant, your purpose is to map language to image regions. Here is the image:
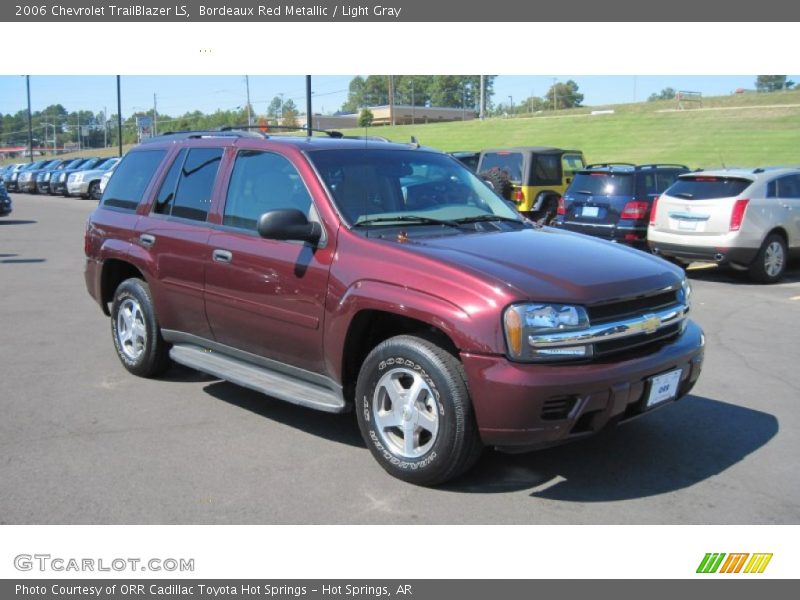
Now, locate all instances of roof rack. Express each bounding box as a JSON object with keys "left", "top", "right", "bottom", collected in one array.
[
  {"left": 637, "top": 163, "right": 689, "bottom": 170},
  {"left": 140, "top": 130, "right": 264, "bottom": 144},
  {"left": 219, "top": 124, "right": 344, "bottom": 138},
  {"left": 585, "top": 162, "right": 636, "bottom": 170}
]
